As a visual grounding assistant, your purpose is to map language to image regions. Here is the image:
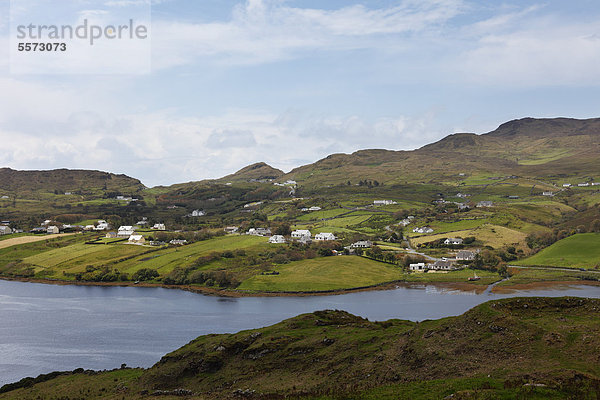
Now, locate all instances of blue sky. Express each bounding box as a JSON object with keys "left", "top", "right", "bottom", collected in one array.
[{"left": 1, "top": 0, "right": 600, "bottom": 186}]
